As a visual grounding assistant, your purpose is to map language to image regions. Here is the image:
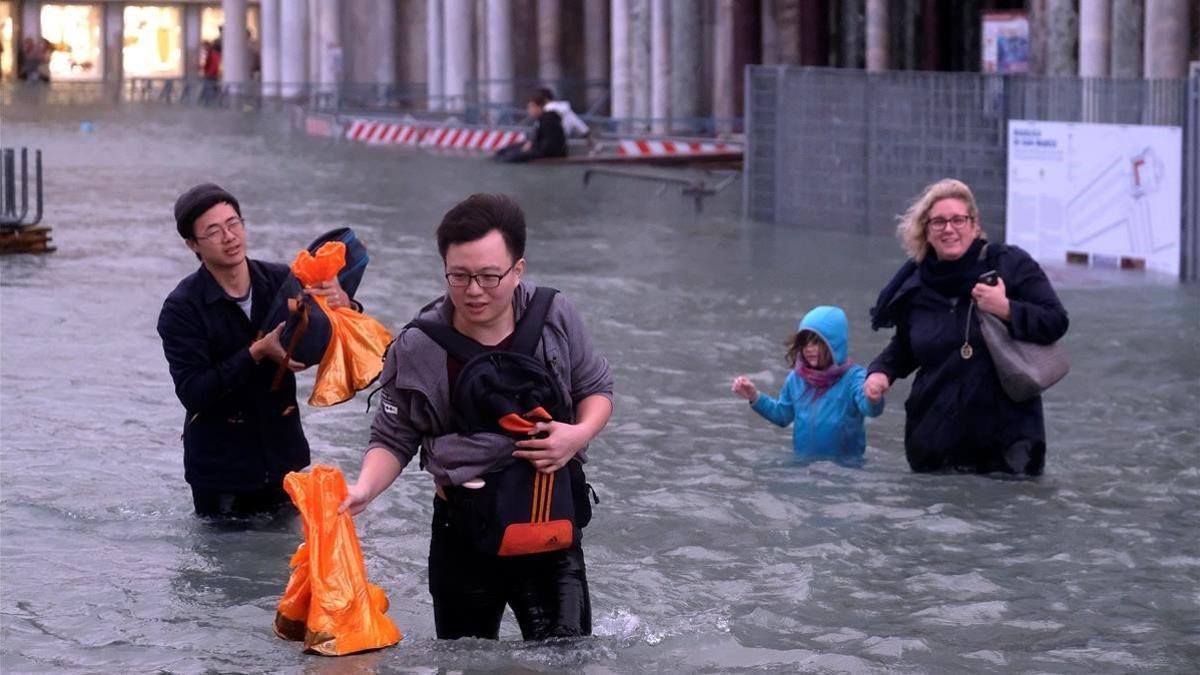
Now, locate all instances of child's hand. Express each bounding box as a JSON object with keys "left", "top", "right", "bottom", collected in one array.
[
  {"left": 731, "top": 376, "right": 758, "bottom": 401},
  {"left": 864, "top": 372, "right": 890, "bottom": 403}
]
